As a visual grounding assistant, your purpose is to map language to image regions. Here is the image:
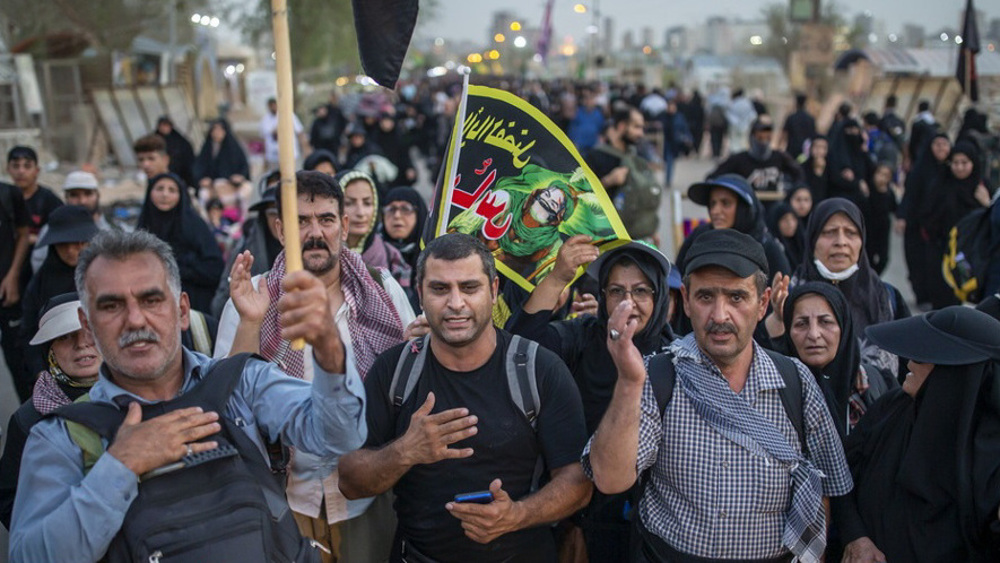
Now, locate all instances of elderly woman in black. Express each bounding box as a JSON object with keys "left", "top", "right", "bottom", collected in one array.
[
  {"left": 835, "top": 306, "right": 1000, "bottom": 562},
  {"left": 507, "top": 238, "right": 674, "bottom": 561},
  {"left": 780, "top": 282, "right": 897, "bottom": 439},
  {"left": 765, "top": 197, "right": 909, "bottom": 375}
]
